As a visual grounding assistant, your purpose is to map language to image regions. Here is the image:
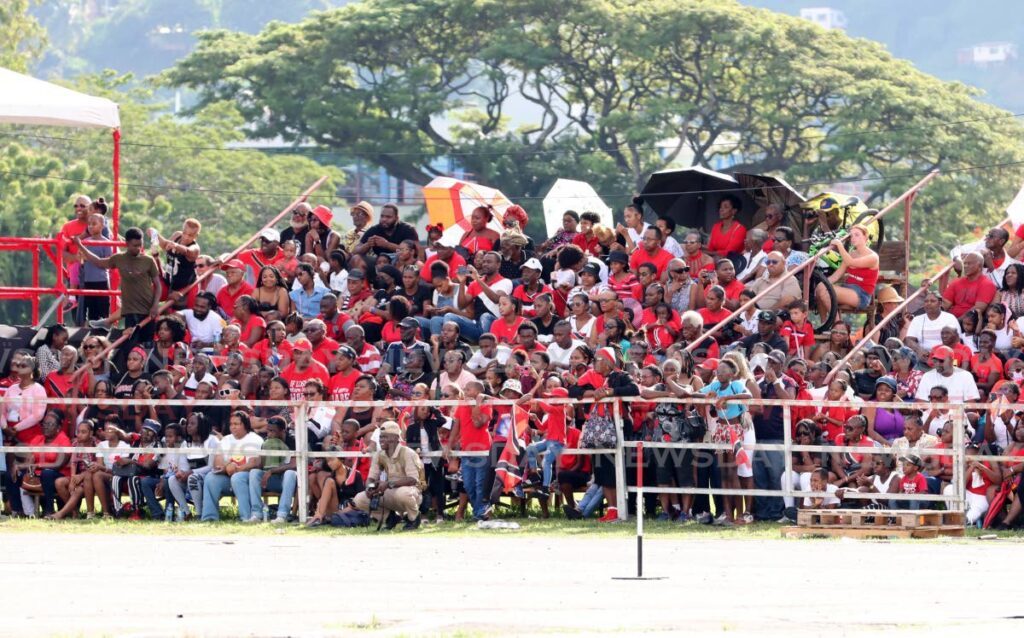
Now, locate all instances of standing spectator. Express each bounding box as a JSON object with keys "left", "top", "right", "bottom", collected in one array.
[
  {"left": 750, "top": 351, "right": 795, "bottom": 522},
  {"left": 153, "top": 218, "right": 202, "bottom": 309},
  {"left": 1, "top": 352, "right": 48, "bottom": 445},
  {"left": 77, "top": 212, "right": 112, "bottom": 324},
  {"left": 195, "top": 255, "right": 227, "bottom": 298},
  {"left": 76, "top": 227, "right": 161, "bottom": 339}
]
